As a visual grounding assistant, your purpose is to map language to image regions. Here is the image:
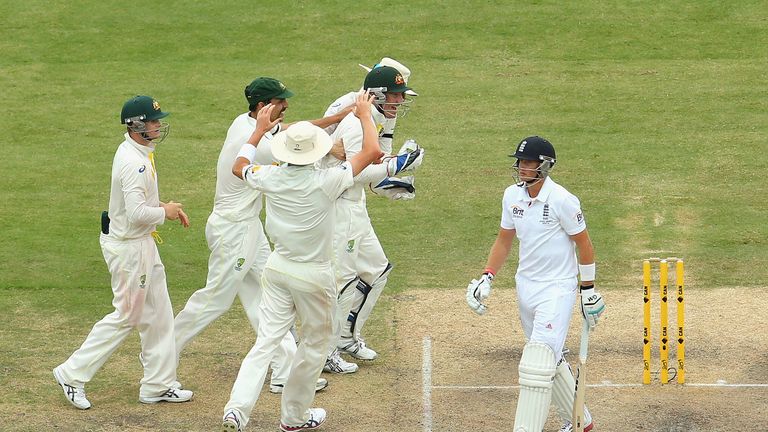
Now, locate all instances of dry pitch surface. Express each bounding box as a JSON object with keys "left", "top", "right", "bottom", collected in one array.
[{"left": 9, "top": 287, "right": 768, "bottom": 431}]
